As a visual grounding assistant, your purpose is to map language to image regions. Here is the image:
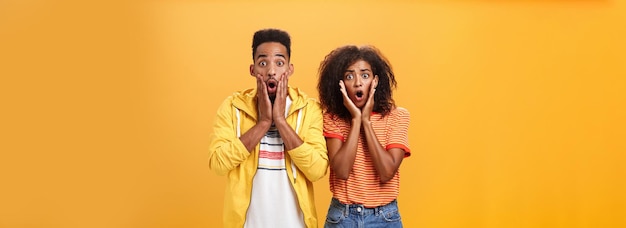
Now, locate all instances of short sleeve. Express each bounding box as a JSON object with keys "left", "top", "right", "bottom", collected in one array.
[
  {"left": 323, "top": 112, "right": 345, "bottom": 141},
  {"left": 386, "top": 107, "right": 411, "bottom": 157}
]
